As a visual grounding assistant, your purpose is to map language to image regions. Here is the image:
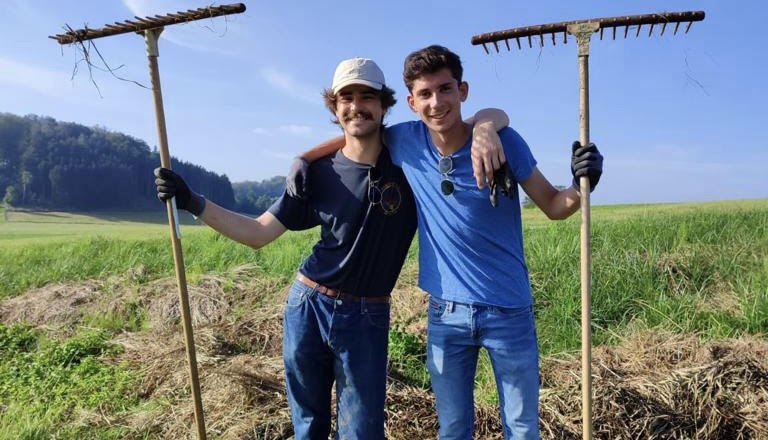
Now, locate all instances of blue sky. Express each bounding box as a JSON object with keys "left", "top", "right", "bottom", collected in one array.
[{"left": 1, "top": 0, "right": 765, "bottom": 205}]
